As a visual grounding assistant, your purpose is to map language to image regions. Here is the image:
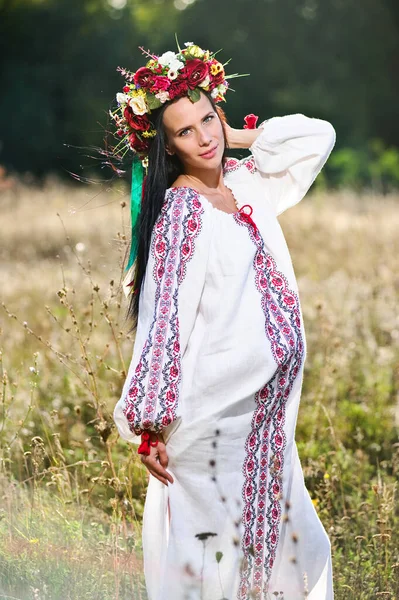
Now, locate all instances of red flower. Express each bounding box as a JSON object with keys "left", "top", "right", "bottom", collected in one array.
[
  {"left": 210, "top": 71, "right": 225, "bottom": 87},
  {"left": 123, "top": 85, "right": 130, "bottom": 93},
  {"left": 243, "top": 114, "right": 259, "bottom": 129},
  {"left": 134, "top": 67, "right": 155, "bottom": 89},
  {"left": 129, "top": 131, "right": 150, "bottom": 154},
  {"left": 151, "top": 76, "right": 171, "bottom": 93},
  {"left": 169, "top": 78, "right": 189, "bottom": 100},
  {"left": 124, "top": 106, "right": 151, "bottom": 132},
  {"left": 184, "top": 59, "right": 209, "bottom": 89}
]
